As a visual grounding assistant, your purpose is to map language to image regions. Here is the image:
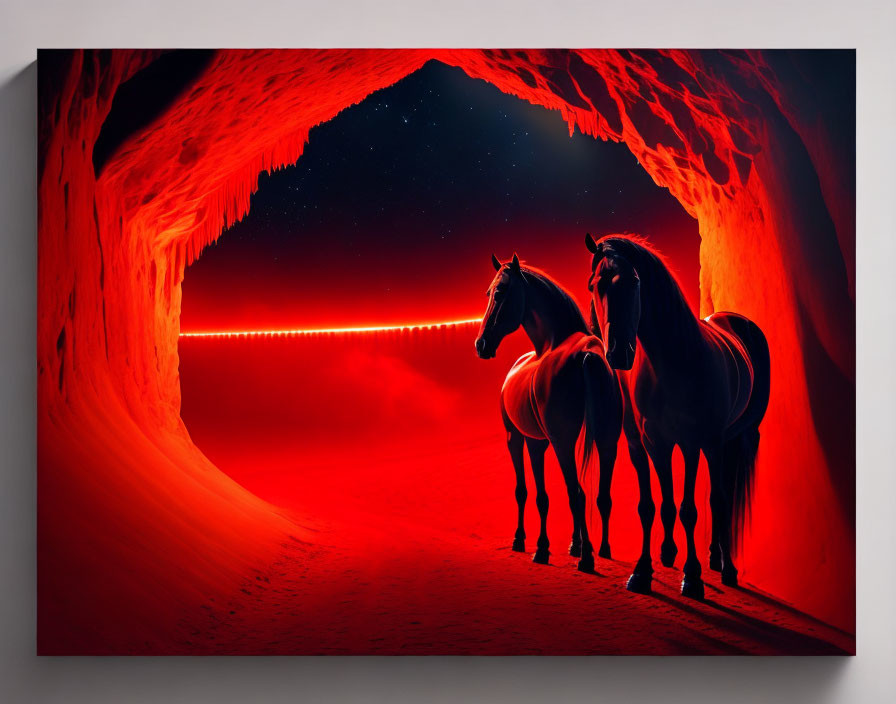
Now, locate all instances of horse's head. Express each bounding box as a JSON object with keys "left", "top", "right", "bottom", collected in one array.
[
  {"left": 586, "top": 233, "right": 641, "bottom": 370},
  {"left": 475, "top": 253, "right": 526, "bottom": 359}
]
